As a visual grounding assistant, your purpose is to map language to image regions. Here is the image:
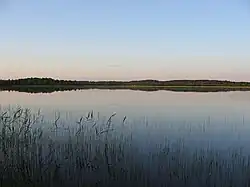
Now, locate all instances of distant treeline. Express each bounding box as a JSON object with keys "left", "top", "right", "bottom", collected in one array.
[{"left": 0, "top": 77, "right": 250, "bottom": 87}]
